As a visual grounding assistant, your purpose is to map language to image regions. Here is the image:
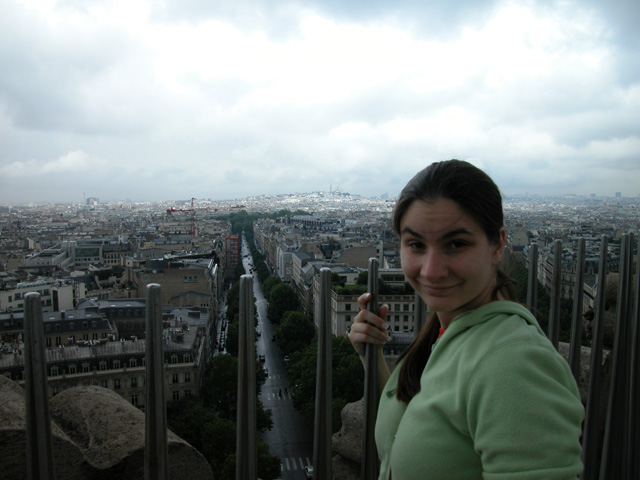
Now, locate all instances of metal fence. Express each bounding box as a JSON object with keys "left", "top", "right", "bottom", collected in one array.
[{"left": 19, "top": 235, "right": 639, "bottom": 479}]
